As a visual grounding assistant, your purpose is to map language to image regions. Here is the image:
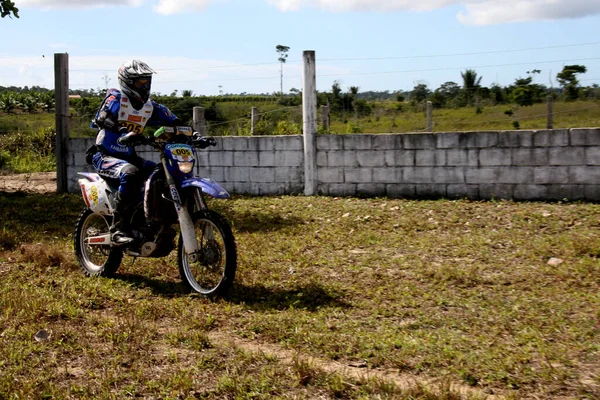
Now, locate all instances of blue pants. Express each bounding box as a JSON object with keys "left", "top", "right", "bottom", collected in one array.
[{"left": 92, "top": 152, "right": 156, "bottom": 202}]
